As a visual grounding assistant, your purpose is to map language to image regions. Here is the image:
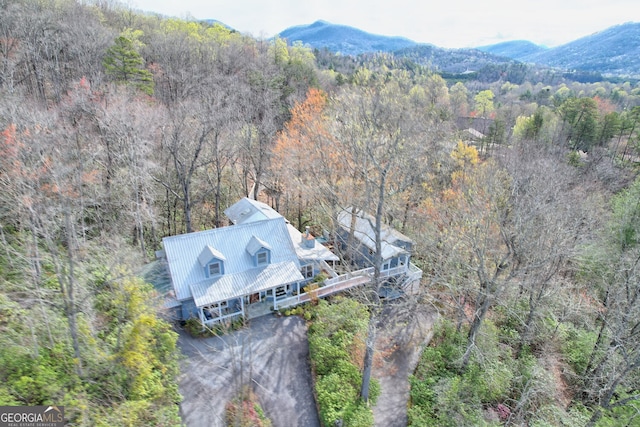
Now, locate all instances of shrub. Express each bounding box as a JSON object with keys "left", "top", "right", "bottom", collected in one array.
[
  {"left": 316, "top": 373, "right": 357, "bottom": 426},
  {"left": 225, "top": 387, "right": 272, "bottom": 427},
  {"left": 308, "top": 298, "right": 375, "bottom": 426},
  {"left": 343, "top": 402, "right": 375, "bottom": 427},
  {"left": 558, "top": 323, "right": 597, "bottom": 374}
]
